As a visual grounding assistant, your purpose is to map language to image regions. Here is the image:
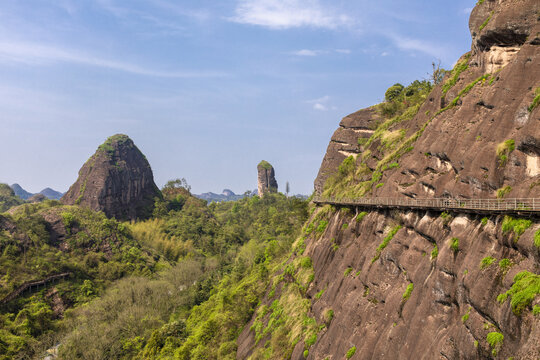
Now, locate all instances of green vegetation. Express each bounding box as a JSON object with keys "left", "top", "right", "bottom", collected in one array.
[
  {"left": 1, "top": 184, "right": 309, "bottom": 359},
  {"left": 486, "top": 332, "right": 503, "bottom": 356},
  {"left": 496, "top": 139, "right": 515, "bottom": 167},
  {"left": 372, "top": 225, "right": 402, "bottom": 262},
  {"left": 534, "top": 305, "right": 540, "bottom": 316},
  {"left": 481, "top": 217, "right": 488, "bottom": 226},
  {"left": 431, "top": 245, "right": 439, "bottom": 260},
  {"left": 496, "top": 186, "right": 512, "bottom": 199},
  {"left": 322, "top": 78, "right": 432, "bottom": 200},
  {"left": 315, "top": 288, "right": 326, "bottom": 300},
  {"left": 402, "top": 283, "right": 414, "bottom": 301},
  {"left": 528, "top": 87, "right": 540, "bottom": 112},
  {"left": 479, "top": 12, "right": 493, "bottom": 31},
  {"left": 480, "top": 256, "right": 496, "bottom": 270},
  {"left": 0, "top": 183, "right": 24, "bottom": 212},
  {"left": 449, "top": 237, "right": 459, "bottom": 253},
  {"left": 258, "top": 160, "right": 273, "bottom": 170},
  {"left": 346, "top": 346, "right": 357, "bottom": 359},
  {"left": 344, "top": 267, "right": 353, "bottom": 277},
  {"left": 502, "top": 216, "right": 532, "bottom": 242},
  {"left": 498, "top": 259, "right": 512, "bottom": 276},
  {"left": 441, "top": 55, "right": 470, "bottom": 96},
  {"left": 356, "top": 211, "right": 368, "bottom": 222},
  {"left": 437, "top": 72, "right": 491, "bottom": 116},
  {"left": 534, "top": 229, "right": 540, "bottom": 248},
  {"left": 497, "top": 271, "right": 540, "bottom": 316},
  {"left": 462, "top": 307, "right": 471, "bottom": 323}
]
